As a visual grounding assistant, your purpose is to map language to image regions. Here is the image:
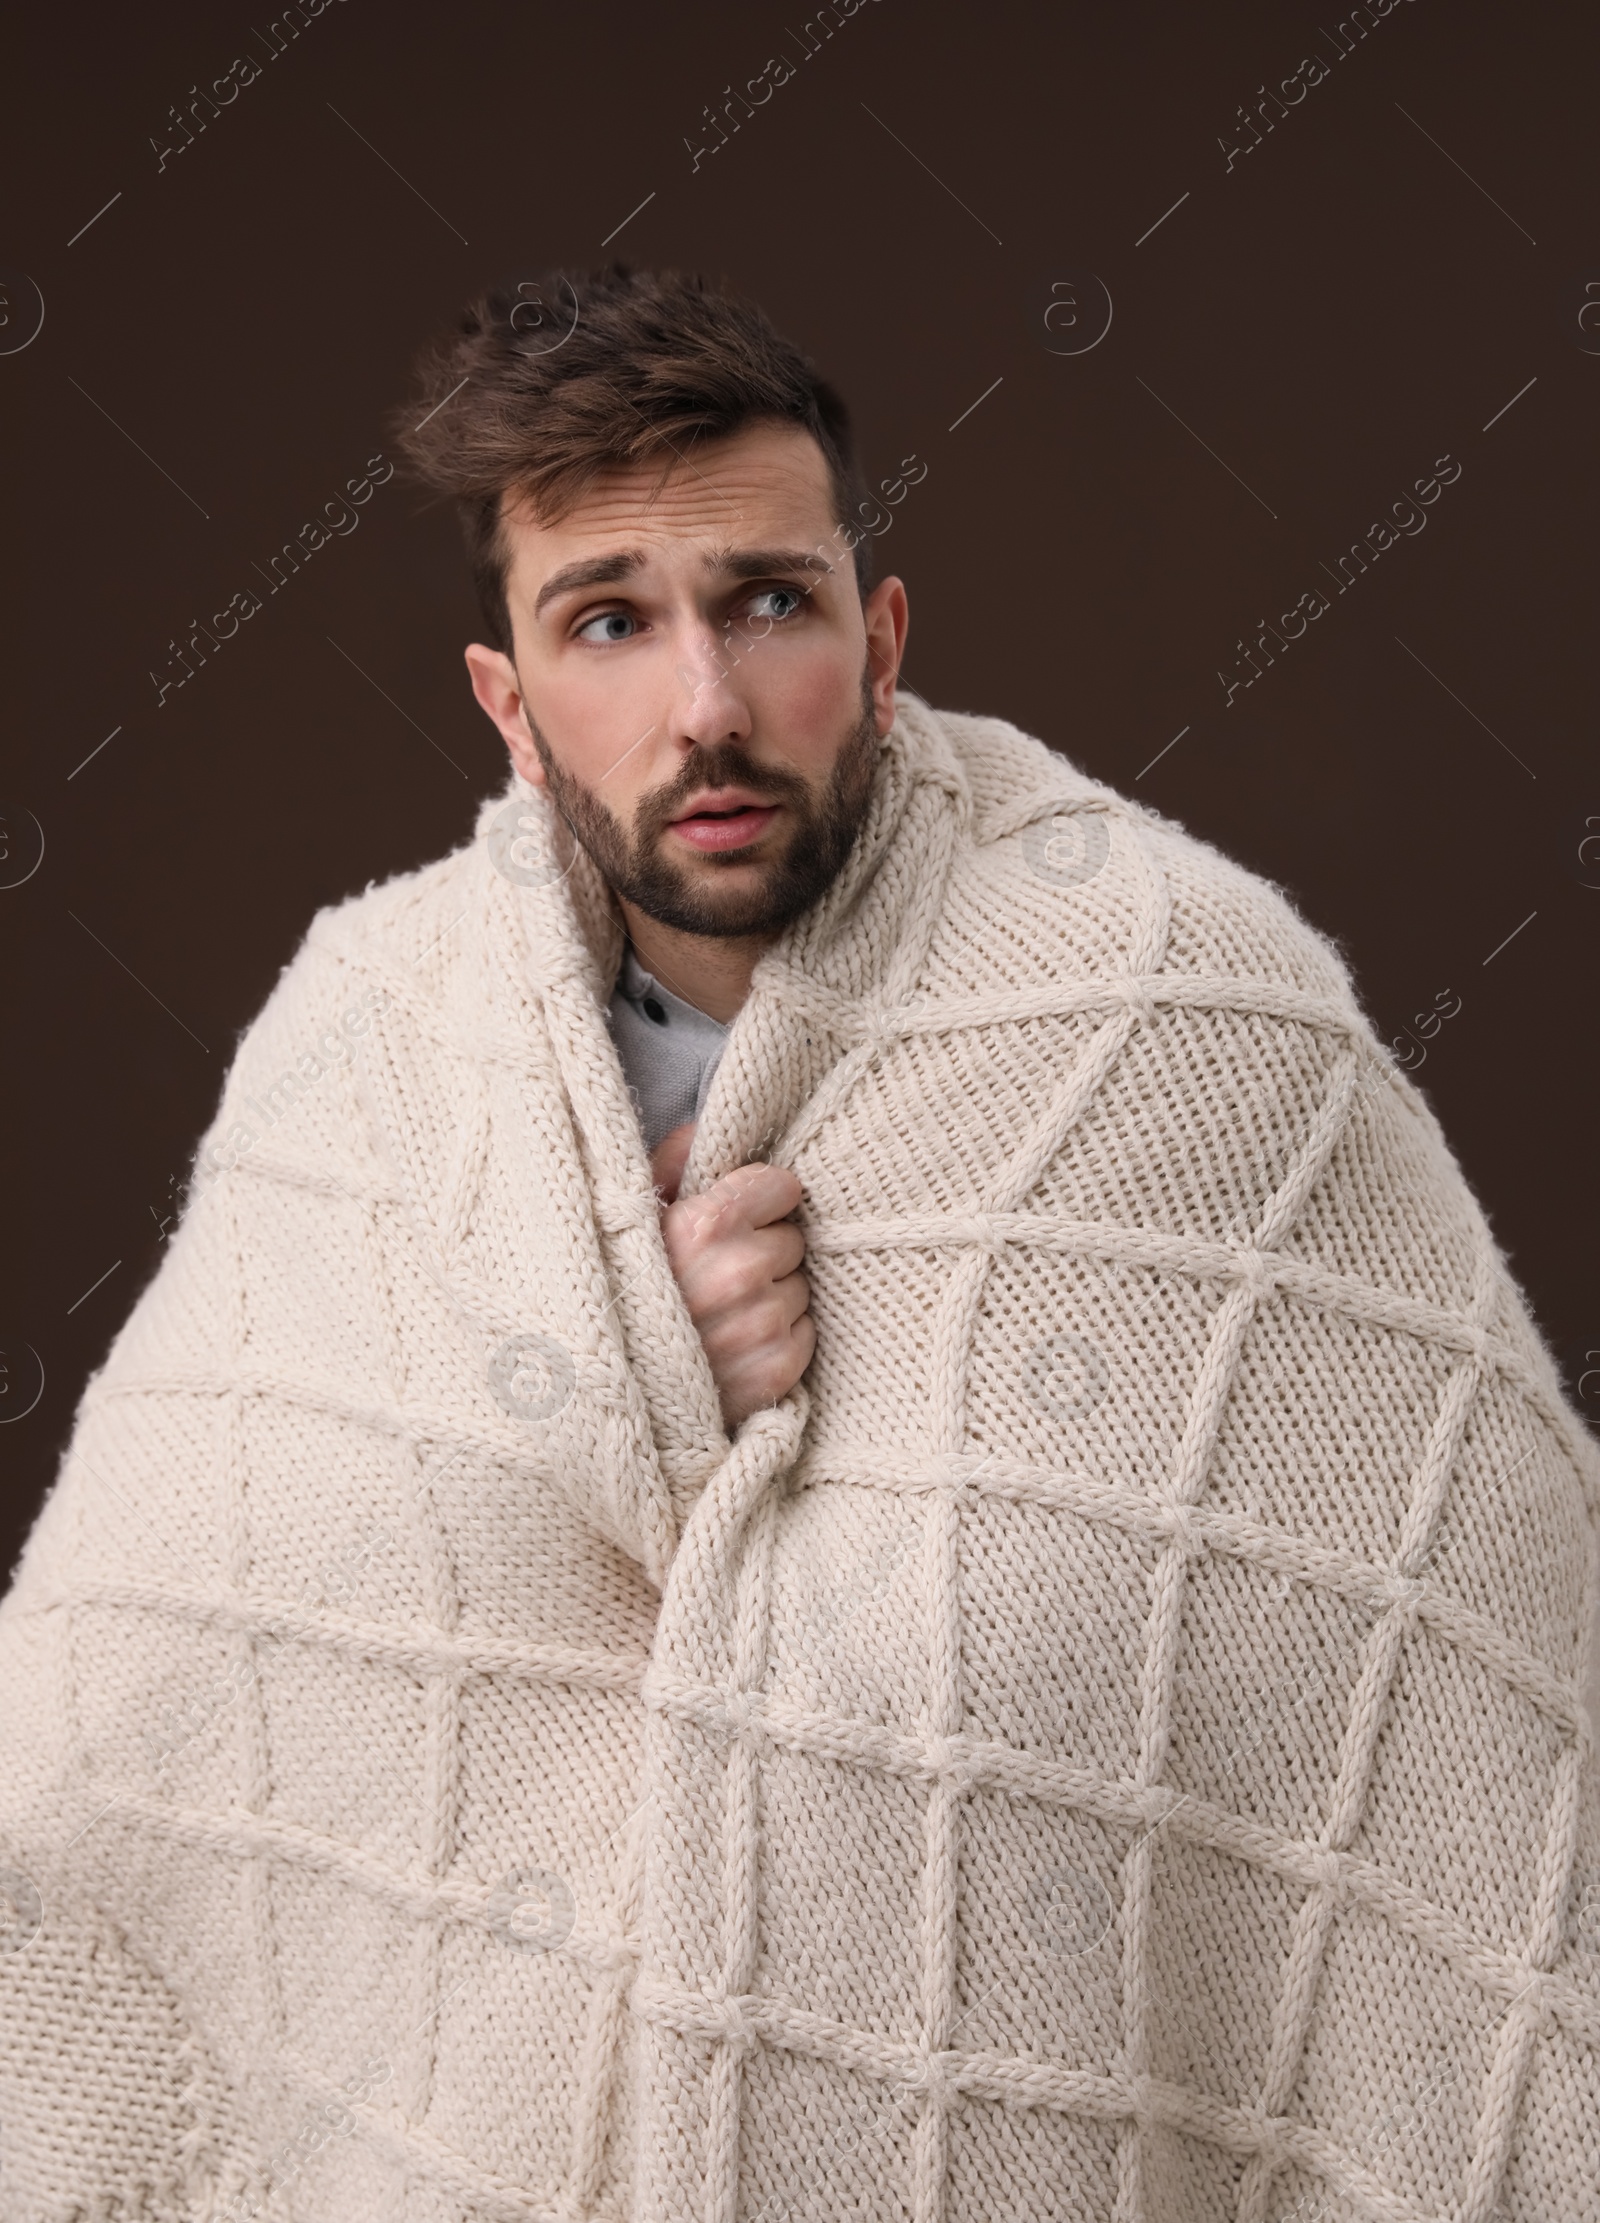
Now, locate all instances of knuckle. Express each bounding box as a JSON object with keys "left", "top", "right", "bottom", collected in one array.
[
  {"left": 702, "top": 1311, "right": 758, "bottom": 1365},
  {"left": 714, "top": 1166, "right": 763, "bottom": 1214},
  {"left": 772, "top": 1227, "right": 807, "bottom": 1274},
  {"left": 699, "top": 1251, "right": 763, "bottom": 1315},
  {"left": 667, "top": 1203, "right": 739, "bottom": 1273},
  {"left": 761, "top": 1178, "right": 804, "bottom": 1227},
  {"left": 747, "top": 1351, "right": 801, "bottom": 1405},
  {"left": 741, "top": 1162, "right": 802, "bottom": 1221},
  {"left": 676, "top": 1195, "right": 729, "bottom": 1248}
]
